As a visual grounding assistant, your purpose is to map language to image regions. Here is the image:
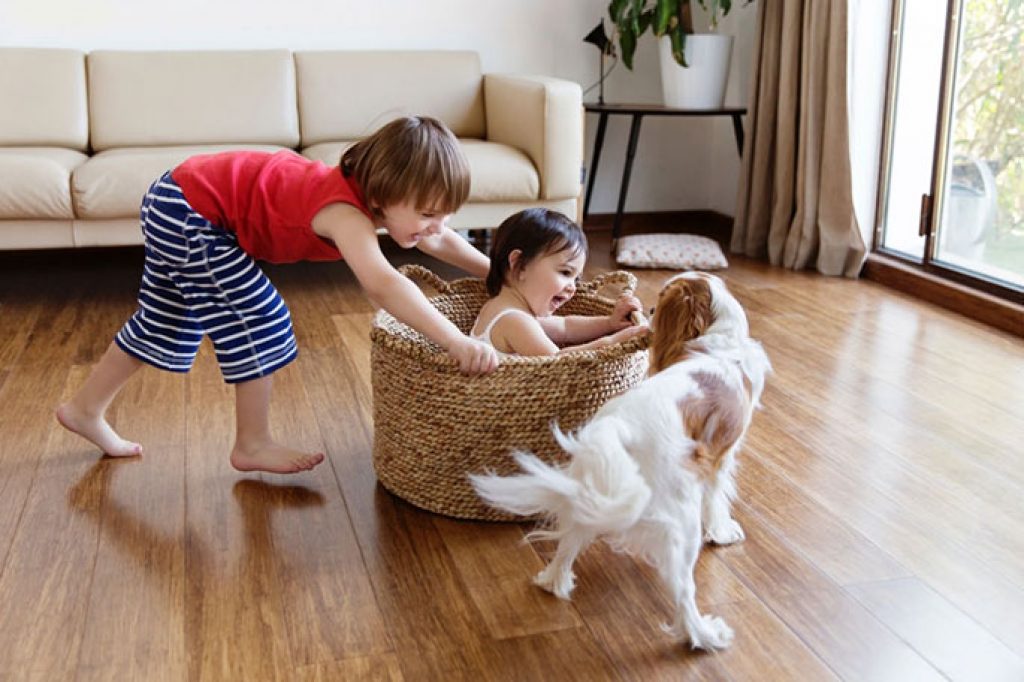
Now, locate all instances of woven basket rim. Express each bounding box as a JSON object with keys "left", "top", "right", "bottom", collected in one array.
[{"left": 371, "top": 272, "right": 651, "bottom": 370}]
